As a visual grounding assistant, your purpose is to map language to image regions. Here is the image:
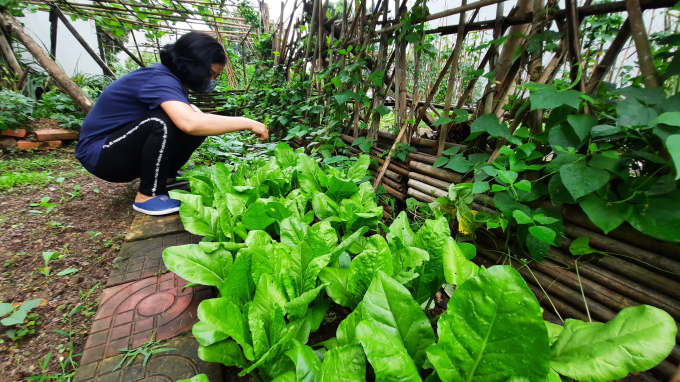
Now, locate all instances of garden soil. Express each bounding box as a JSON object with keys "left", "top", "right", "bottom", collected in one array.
[{"left": 0, "top": 148, "right": 137, "bottom": 381}]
